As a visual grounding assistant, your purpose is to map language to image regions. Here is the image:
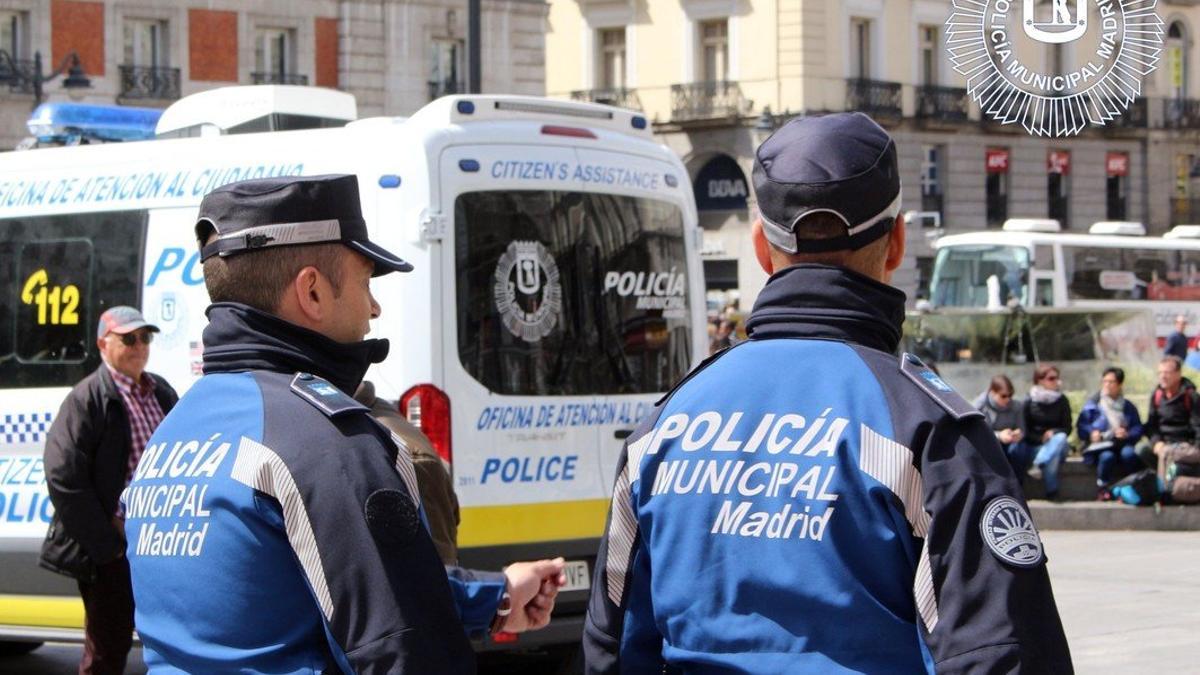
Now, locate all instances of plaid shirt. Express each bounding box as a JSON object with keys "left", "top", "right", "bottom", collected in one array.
[{"left": 106, "top": 364, "right": 166, "bottom": 488}]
